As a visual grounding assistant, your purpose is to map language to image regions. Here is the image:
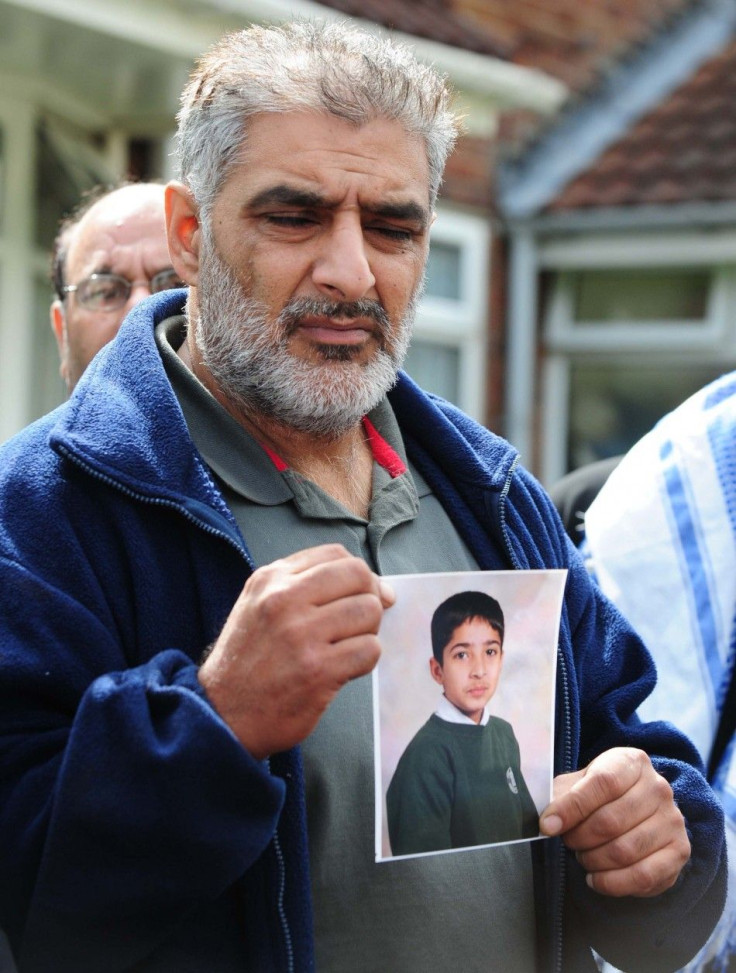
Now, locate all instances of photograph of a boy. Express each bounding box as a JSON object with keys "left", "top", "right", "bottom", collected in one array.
[{"left": 386, "top": 590, "right": 539, "bottom": 856}]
